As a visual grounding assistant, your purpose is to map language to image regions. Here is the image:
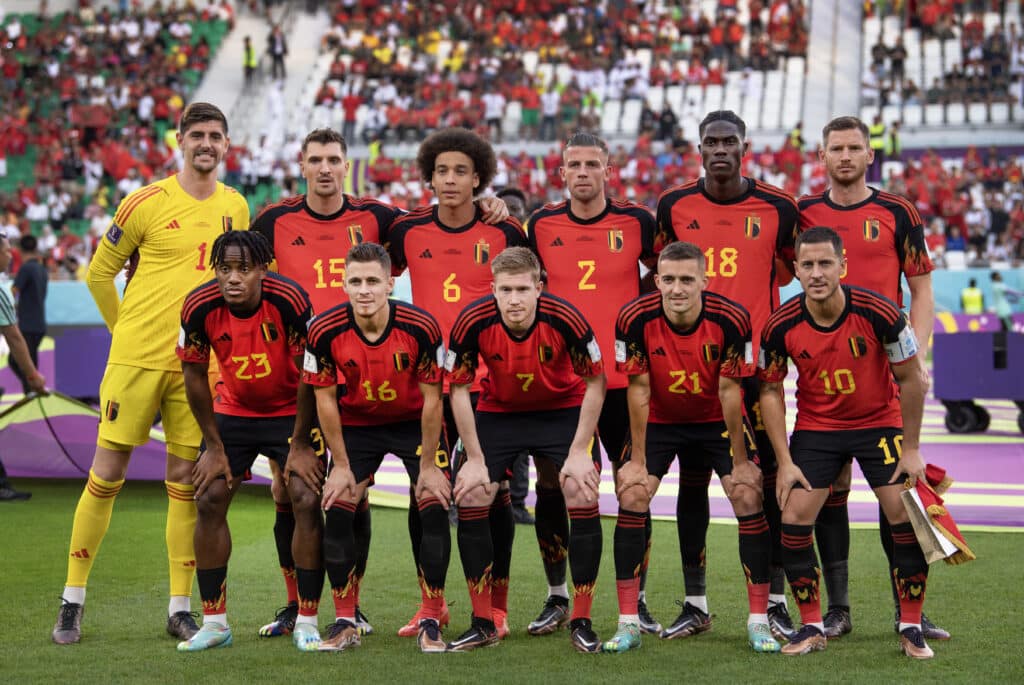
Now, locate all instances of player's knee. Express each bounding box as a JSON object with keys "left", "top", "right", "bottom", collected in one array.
[
  {"left": 618, "top": 484, "right": 650, "bottom": 512},
  {"left": 728, "top": 482, "right": 763, "bottom": 516},
  {"left": 270, "top": 473, "right": 289, "bottom": 503},
  {"left": 195, "top": 483, "right": 230, "bottom": 517},
  {"left": 92, "top": 443, "right": 132, "bottom": 481},
  {"left": 286, "top": 479, "right": 319, "bottom": 515},
  {"left": 458, "top": 484, "right": 495, "bottom": 508}
]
